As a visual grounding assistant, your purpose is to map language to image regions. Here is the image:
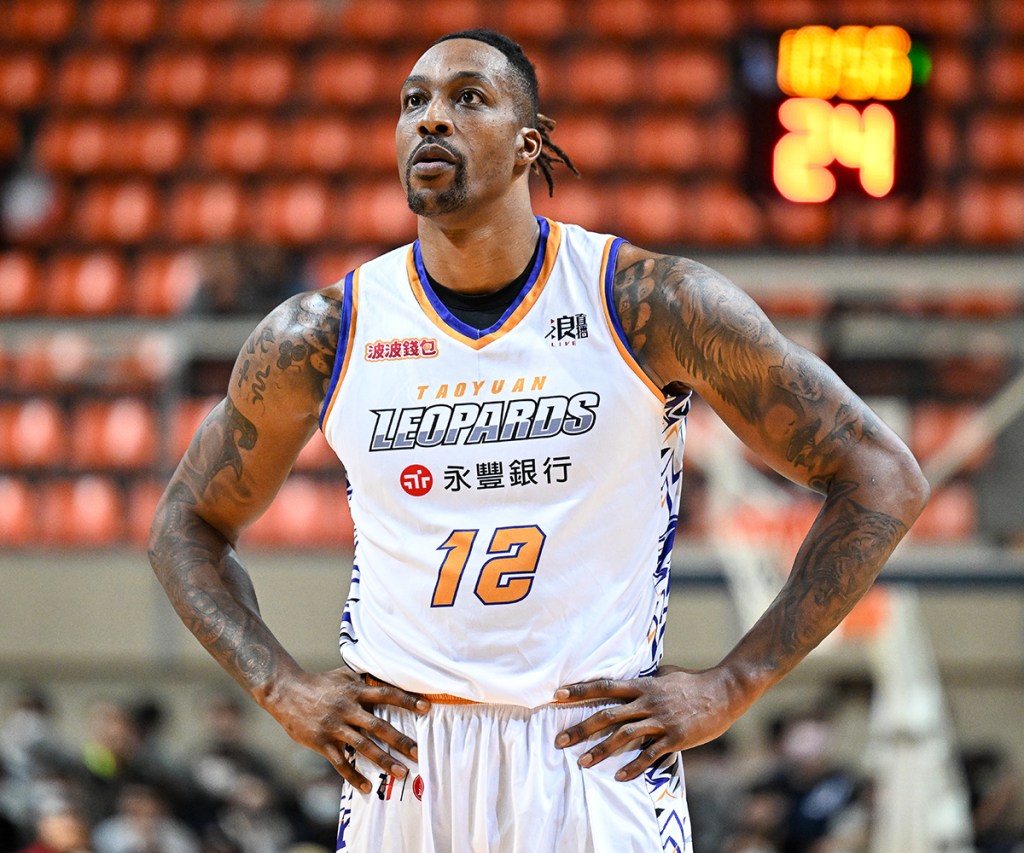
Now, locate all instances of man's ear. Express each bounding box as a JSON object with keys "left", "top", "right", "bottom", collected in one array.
[{"left": 517, "top": 127, "right": 543, "bottom": 165}]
